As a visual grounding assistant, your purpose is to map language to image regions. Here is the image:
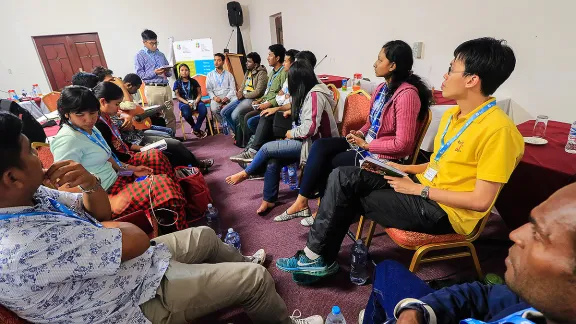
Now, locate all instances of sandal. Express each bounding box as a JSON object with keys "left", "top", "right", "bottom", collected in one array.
[
  {"left": 199, "top": 159, "right": 214, "bottom": 169},
  {"left": 194, "top": 130, "right": 208, "bottom": 139}
]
